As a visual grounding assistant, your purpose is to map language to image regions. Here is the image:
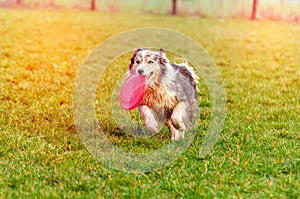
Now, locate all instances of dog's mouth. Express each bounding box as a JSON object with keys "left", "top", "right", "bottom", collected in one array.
[{"left": 147, "top": 72, "right": 154, "bottom": 80}]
